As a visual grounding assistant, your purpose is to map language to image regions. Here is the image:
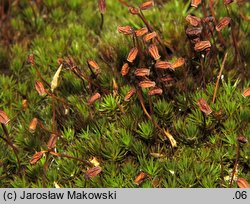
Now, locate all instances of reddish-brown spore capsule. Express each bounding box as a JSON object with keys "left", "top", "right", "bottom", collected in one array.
[
  {"left": 127, "top": 47, "right": 138, "bottom": 63},
  {"left": 134, "top": 68, "right": 150, "bottom": 77},
  {"left": 29, "top": 117, "right": 38, "bottom": 133},
  {"left": 148, "top": 44, "right": 161, "bottom": 60},
  {"left": 121, "top": 63, "right": 130, "bottom": 76},
  {"left": 197, "top": 98, "right": 212, "bottom": 115},
  {"left": 0, "top": 110, "right": 10, "bottom": 125},
  {"left": 124, "top": 88, "right": 136, "bottom": 101},
  {"left": 134, "top": 172, "right": 147, "bottom": 185},
  {"left": 139, "top": 80, "right": 156, "bottom": 88},
  {"left": 87, "top": 93, "right": 101, "bottom": 105},
  {"left": 85, "top": 166, "right": 102, "bottom": 178}
]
